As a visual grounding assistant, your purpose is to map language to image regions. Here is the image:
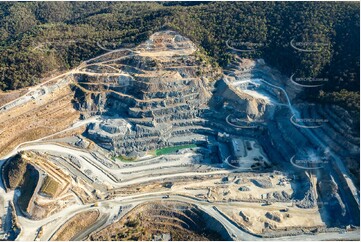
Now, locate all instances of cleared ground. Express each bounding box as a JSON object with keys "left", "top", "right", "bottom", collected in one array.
[{"left": 0, "top": 83, "right": 79, "bottom": 157}]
